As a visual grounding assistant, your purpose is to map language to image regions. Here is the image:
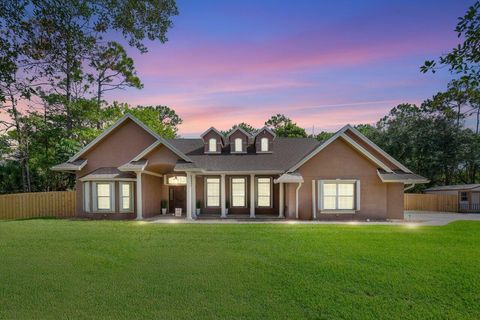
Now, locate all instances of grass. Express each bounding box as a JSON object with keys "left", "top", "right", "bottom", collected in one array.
[{"left": 0, "top": 220, "right": 479, "bottom": 319}]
